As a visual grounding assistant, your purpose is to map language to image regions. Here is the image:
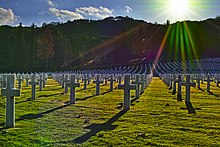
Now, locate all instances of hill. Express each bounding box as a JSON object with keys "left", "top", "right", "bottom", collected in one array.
[{"left": 0, "top": 16, "right": 220, "bottom": 72}]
